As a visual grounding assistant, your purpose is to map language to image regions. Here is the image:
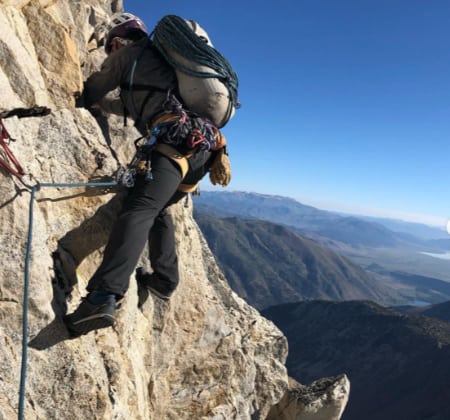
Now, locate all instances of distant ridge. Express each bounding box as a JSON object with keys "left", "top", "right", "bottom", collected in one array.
[
  {"left": 396, "top": 300, "right": 450, "bottom": 323},
  {"left": 194, "top": 190, "right": 447, "bottom": 247},
  {"left": 195, "top": 190, "right": 326, "bottom": 226}
]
